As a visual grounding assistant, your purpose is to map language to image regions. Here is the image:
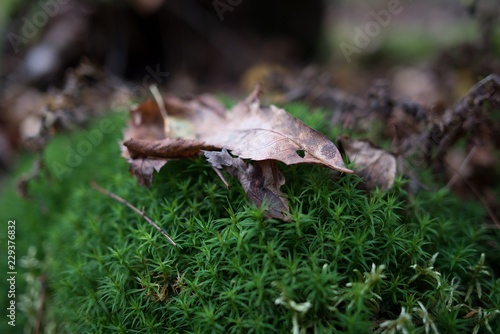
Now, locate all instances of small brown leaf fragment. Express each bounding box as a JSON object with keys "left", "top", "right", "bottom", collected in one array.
[
  {"left": 128, "top": 157, "right": 168, "bottom": 187},
  {"left": 463, "top": 309, "right": 478, "bottom": 319},
  {"left": 339, "top": 137, "right": 397, "bottom": 191},
  {"left": 205, "top": 149, "right": 290, "bottom": 221}
]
